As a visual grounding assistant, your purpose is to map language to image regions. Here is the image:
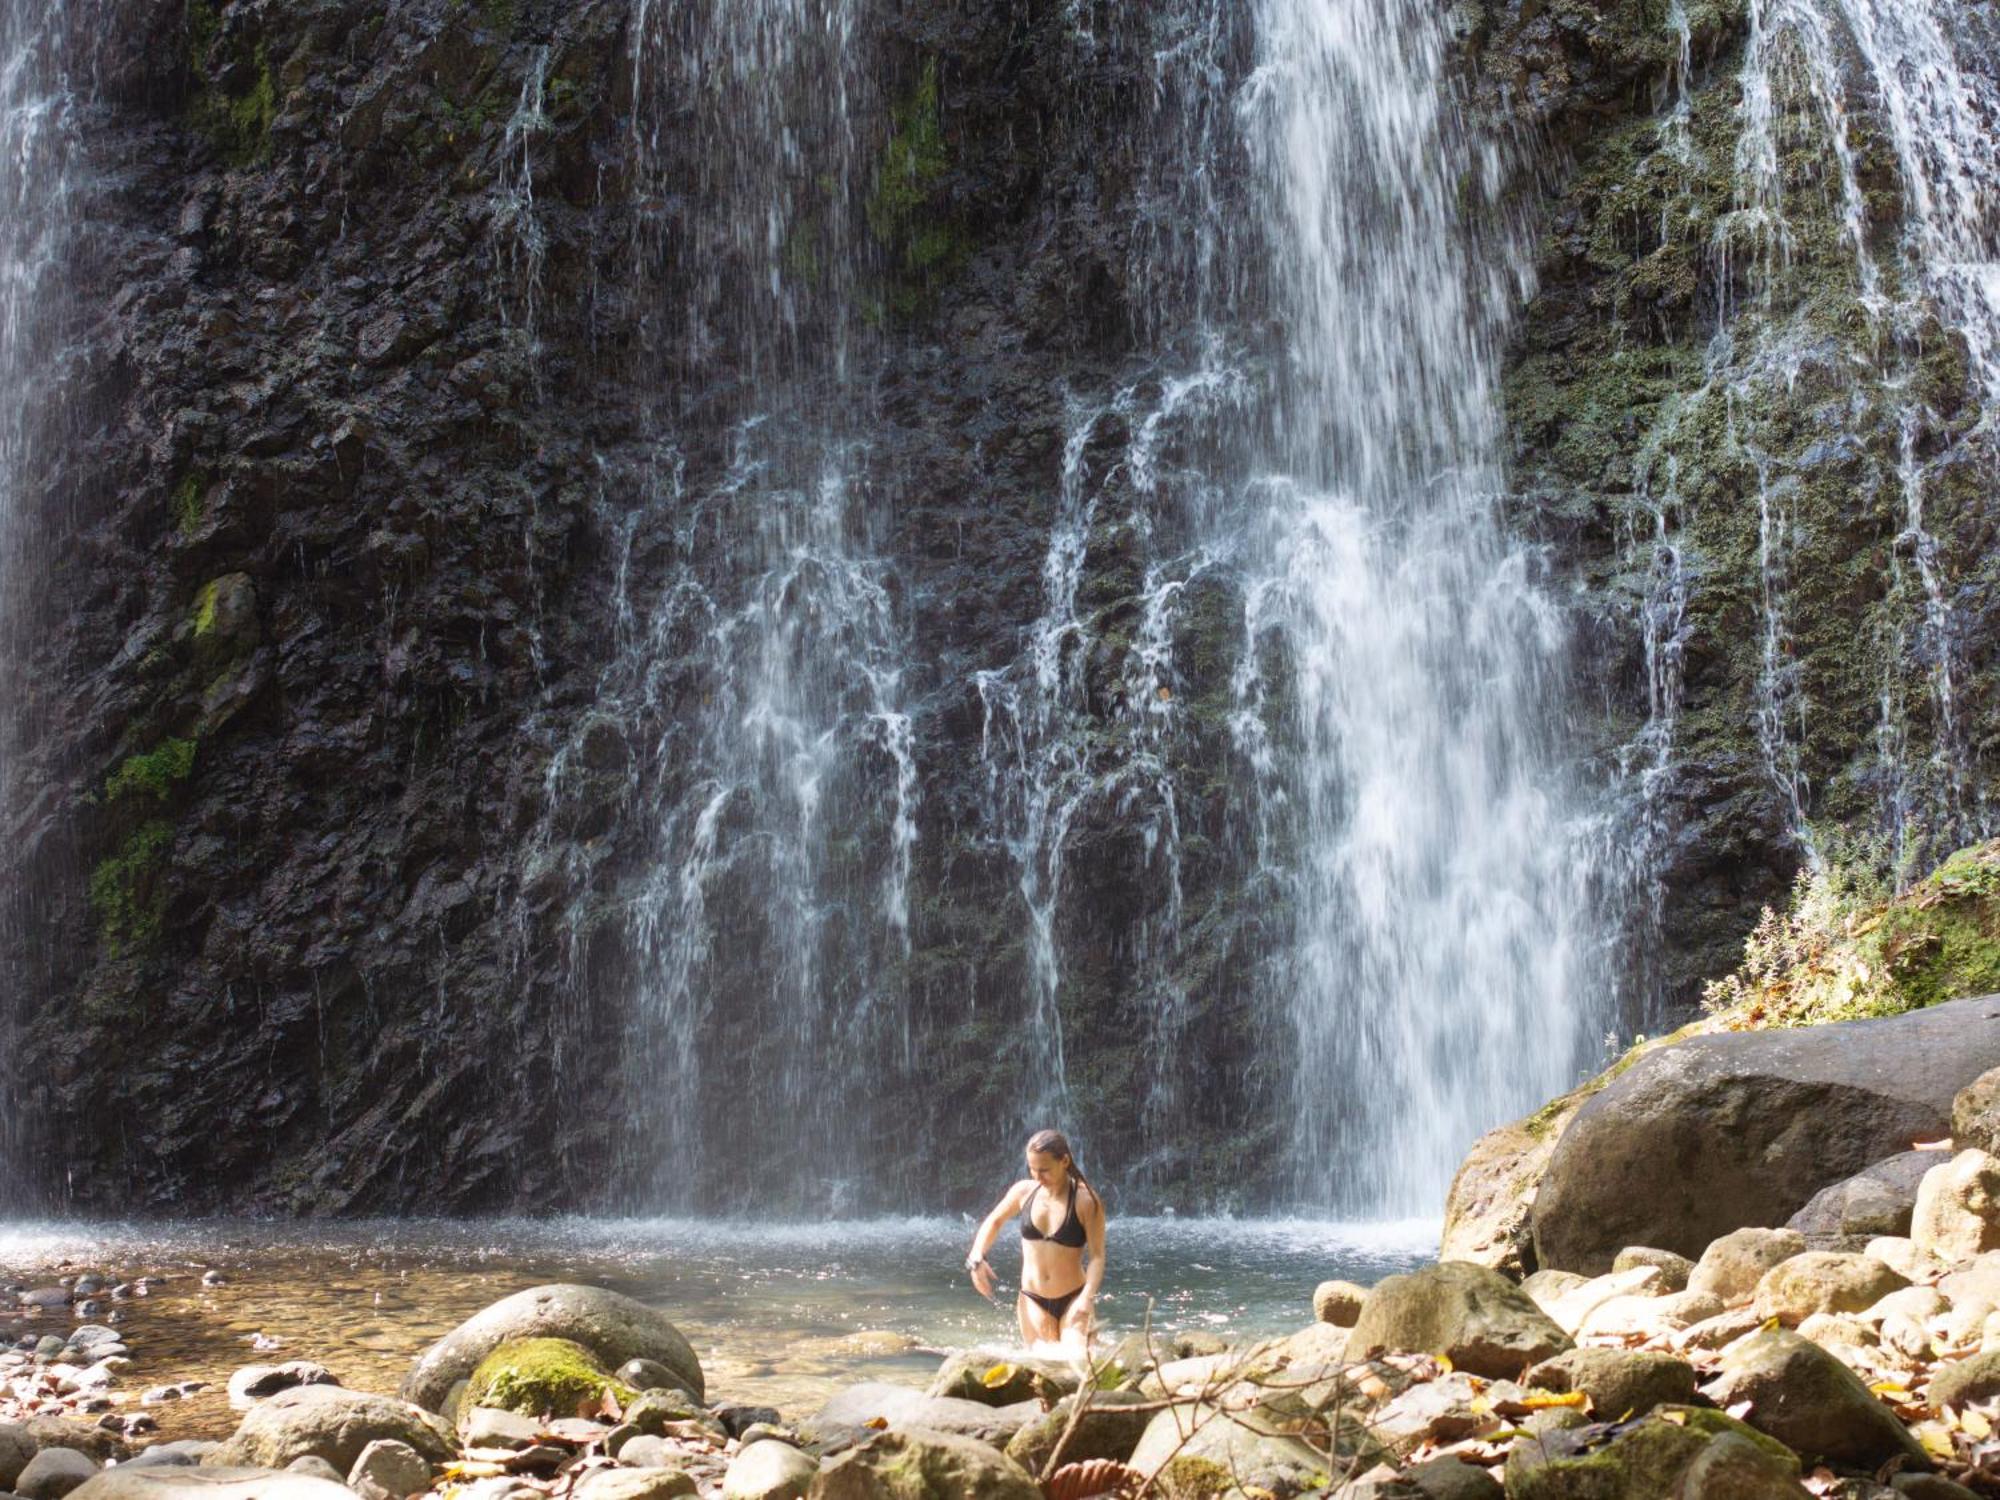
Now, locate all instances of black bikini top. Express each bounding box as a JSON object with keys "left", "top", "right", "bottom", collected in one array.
[{"left": 1020, "top": 1178, "right": 1088, "bottom": 1248}]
